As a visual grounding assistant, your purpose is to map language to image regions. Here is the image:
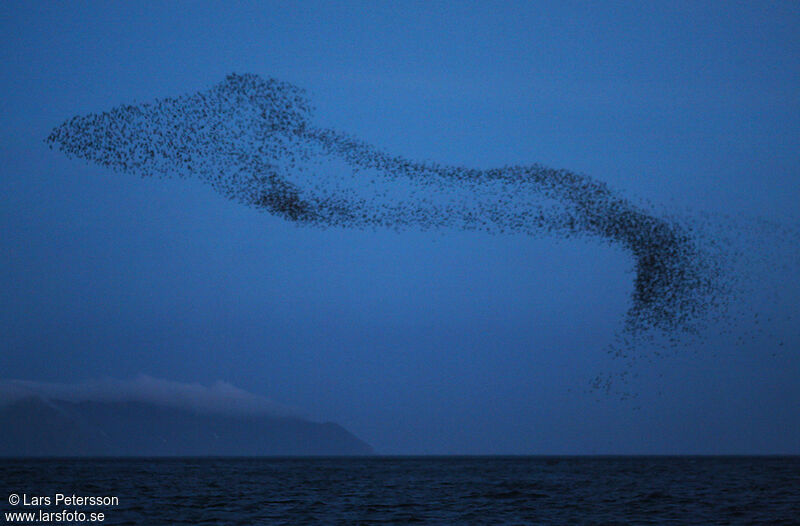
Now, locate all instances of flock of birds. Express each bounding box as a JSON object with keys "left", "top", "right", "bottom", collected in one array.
[
  {"left": 47, "top": 73, "right": 796, "bottom": 394},
  {"left": 46, "top": 73, "right": 722, "bottom": 338}
]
